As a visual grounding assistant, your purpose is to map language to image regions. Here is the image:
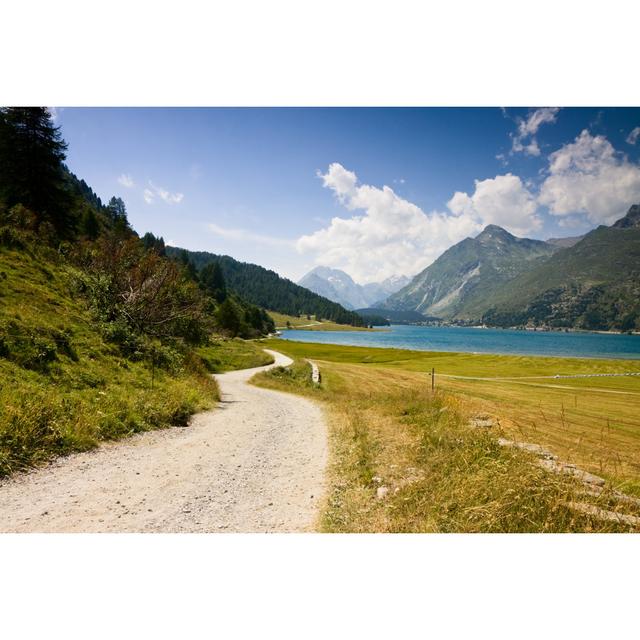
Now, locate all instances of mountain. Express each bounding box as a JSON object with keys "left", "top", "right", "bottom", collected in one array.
[
  {"left": 382, "top": 225, "right": 557, "bottom": 320},
  {"left": 165, "top": 248, "right": 367, "bottom": 327},
  {"left": 298, "top": 266, "right": 410, "bottom": 309},
  {"left": 482, "top": 205, "right": 640, "bottom": 331},
  {"left": 546, "top": 234, "right": 585, "bottom": 248},
  {"left": 612, "top": 203, "right": 640, "bottom": 229}
]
